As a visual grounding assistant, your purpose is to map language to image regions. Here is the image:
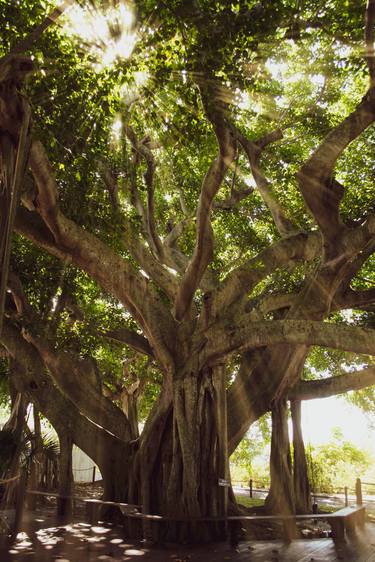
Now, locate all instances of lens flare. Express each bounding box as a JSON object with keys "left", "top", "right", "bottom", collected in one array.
[{"left": 63, "top": 1, "right": 137, "bottom": 70}]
